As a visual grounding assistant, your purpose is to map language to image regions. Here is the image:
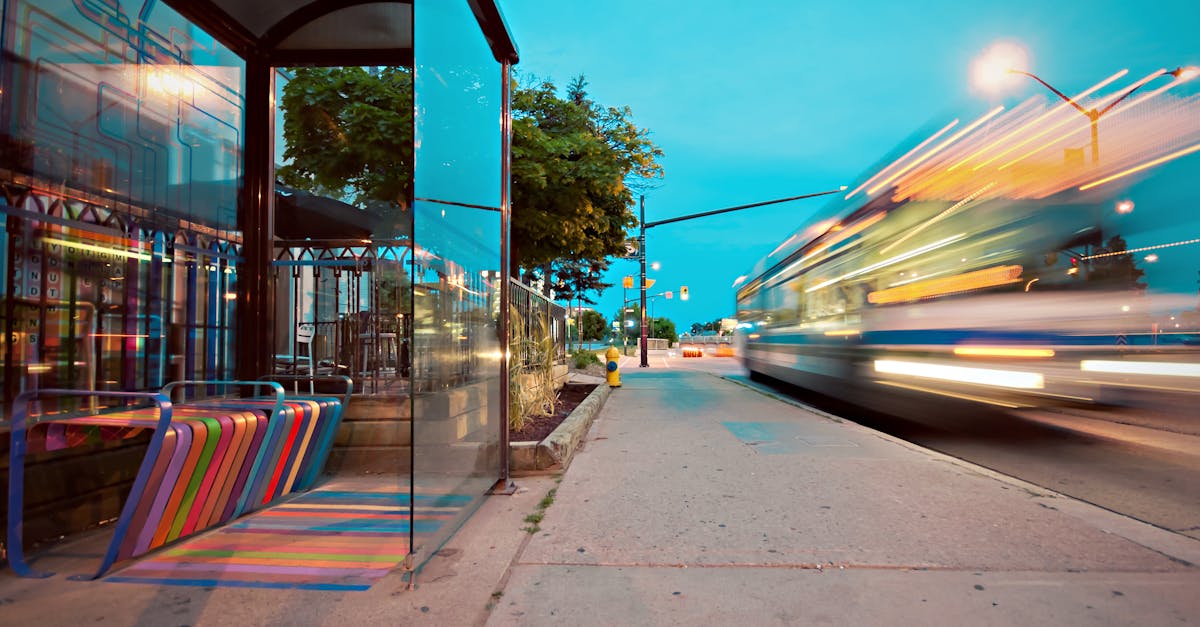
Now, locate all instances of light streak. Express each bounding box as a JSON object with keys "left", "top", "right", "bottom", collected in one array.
[
  {"left": 92, "top": 334, "right": 151, "bottom": 339},
  {"left": 1081, "top": 237, "right": 1200, "bottom": 260},
  {"left": 1001, "top": 70, "right": 1181, "bottom": 171},
  {"left": 1081, "top": 360, "right": 1200, "bottom": 378},
  {"left": 874, "top": 359, "right": 1045, "bottom": 389},
  {"left": 949, "top": 70, "right": 1128, "bottom": 172},
  {"left": 880, "top": 182, "right": 994, "bottom": 254},
  {"left": 845, "top": 119, "right": 960, "bottom": 200},
  {"left": 954, "top": 346, "right": 1055, "bottom": 358},
  {"left": 768, "top": 235, "right": 797, "bottom": 258},
  {"left": 763, "top": 212, "right": 887, "bottom": 289},
  {"left": 876, "top": 380, "right": 1026, "bottom": 408},
  {"left": 823, "top": 329, "right": 860, "bottom": 336},
  {"left": 40, "top": 237, "right": 153, "bottom": 261},
  {"left": 867, "top": 106, "right": 1005, "bottom": 196},
  {"left": 867, "top": 264, "right": 1022, "bottom": 304},
  {"left": 806, "top": 233, "right": 966, "bottom": 294},
  {"left": 1078, "top": 142, "right": 1200, "bottom": 190}
]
